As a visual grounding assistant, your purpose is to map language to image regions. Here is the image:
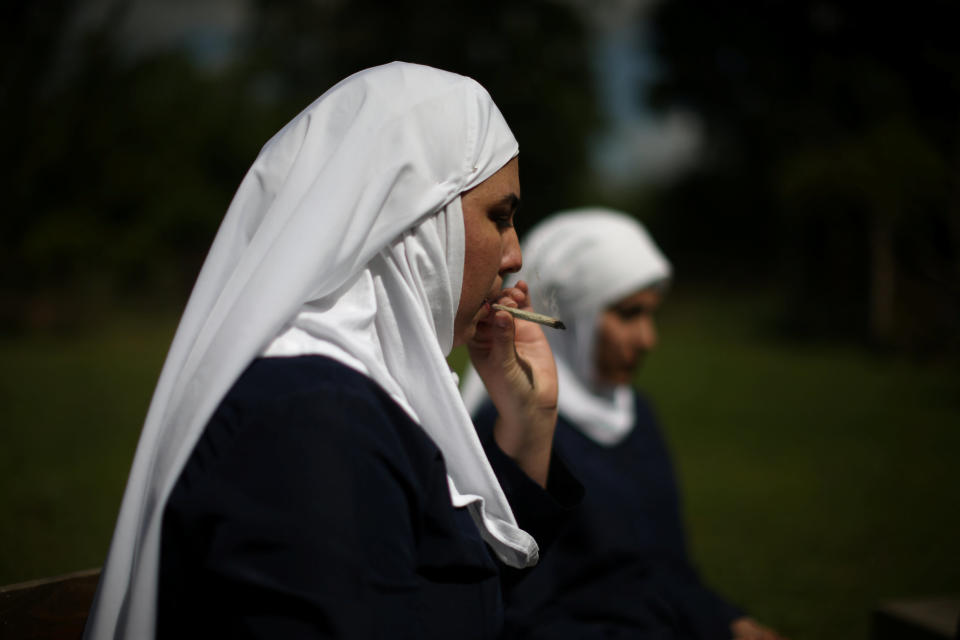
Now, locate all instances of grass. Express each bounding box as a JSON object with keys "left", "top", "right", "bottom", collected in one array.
[
  {"left": 638, "top": 289, "right": 960, "bottom": 640},
  {"left": 2, "top": 291, "right": 958, "bottom": 639},
  {"left": 0, "top": 313, "right": 175, "bottom": 585}
]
